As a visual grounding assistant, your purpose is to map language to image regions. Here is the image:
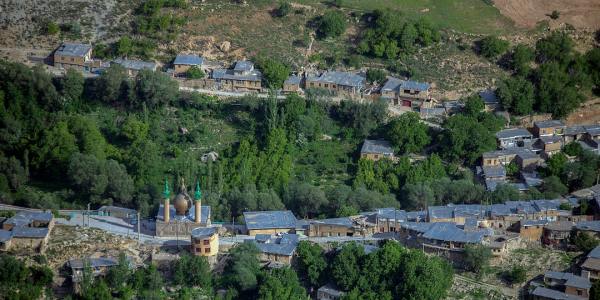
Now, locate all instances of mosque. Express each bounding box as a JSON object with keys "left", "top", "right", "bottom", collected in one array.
[{"left": 155, "top": 179, "right": 211, "bottom": 237}]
